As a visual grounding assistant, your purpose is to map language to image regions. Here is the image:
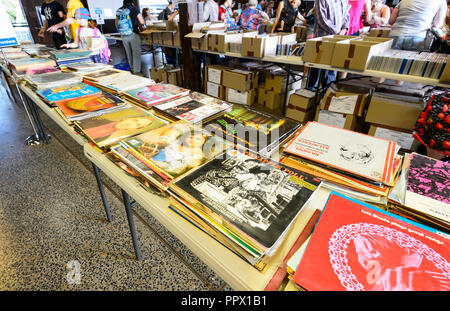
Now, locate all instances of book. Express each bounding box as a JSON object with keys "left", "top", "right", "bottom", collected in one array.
[
  {"left": 153, "top": 92, "right": 231, "bottom": 124},
  {"left": 283, "top": 121, "right": 398, "bottom": 185},
  {"left": 88, "top": 74, "right": 155, "bottom": 94},
  {"left": 120, "top": 121, "right": 231, "bottom": 181},
  {"left": 25, "top": 71, "right": 82, "bottom": 90},
  {"left": 55, "top": 93, "right": 128, "bottom": 122},
  {"left": 293, "top": 191, "right": 450, "bottom": 291},
  {"left": 404, "top": 153, "right": 450, "bottom": 224},
  {"left": 49, "top": 48, "right": 91, "bottom": 60},
  {"left": 8, "top": 57, "right": 56, "bottom": 72},
  {"left": 122, "top": 83, "right": 190, "bottom": 108},
  {"left": 203, "top": 104, "right": 301, "bottom": 156},
  {"left": 75, "top": 106, "right": 168, "bottom": 150},
  {"left": 66, "top": 62, "right": 112, "bottom": 72},
  {"left": 82, "top": 68, "right": 130, "bottom": 82},
  {"left": 37, "top": 83, "right": 102, "bottom": 105},
  {"left": 169, "top": 148, "right": 321, "bottom": 259}
]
